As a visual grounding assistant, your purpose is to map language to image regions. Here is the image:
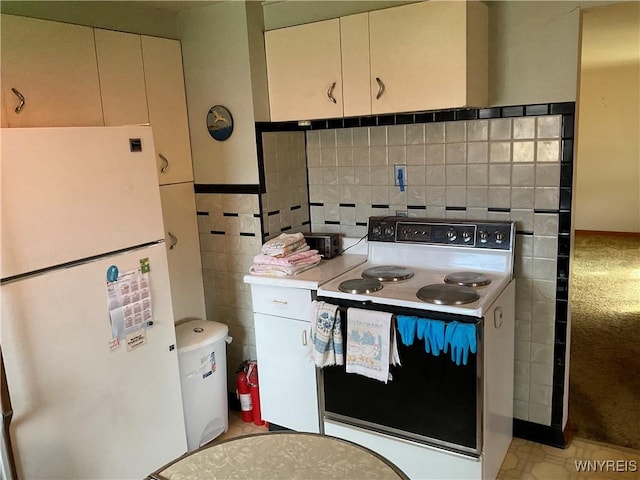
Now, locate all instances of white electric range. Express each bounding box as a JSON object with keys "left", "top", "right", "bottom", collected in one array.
[{"left": 316, "top": 216, "right": 516, "bottom": 480}]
